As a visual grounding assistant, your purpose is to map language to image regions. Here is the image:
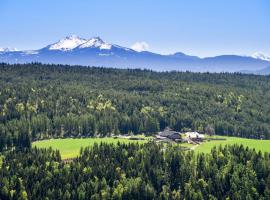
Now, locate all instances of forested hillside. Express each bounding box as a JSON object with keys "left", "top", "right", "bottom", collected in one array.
[
  {"left": 0, "top": 63, "right": 270, "bottom": 149},
  {"left": 1, "top": 143, "right": 270, "bottom": 199}
]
